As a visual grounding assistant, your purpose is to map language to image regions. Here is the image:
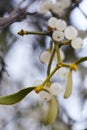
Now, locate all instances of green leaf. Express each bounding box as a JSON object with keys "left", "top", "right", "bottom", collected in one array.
[
  {"left": 64, "top": 69, "right": 72, "bottom": 98},
  {"left": 0, "top": 87, "right": 35, "bottom": 105},
  {"left": 45, "top": 96, "right": 58, "bottom": 124}
]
